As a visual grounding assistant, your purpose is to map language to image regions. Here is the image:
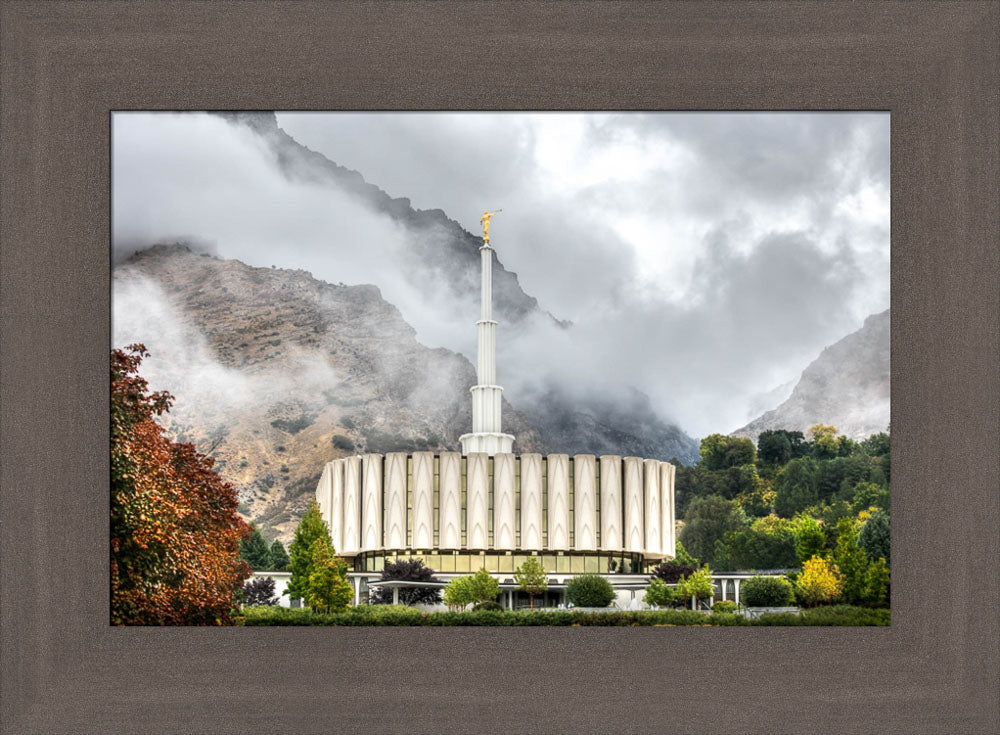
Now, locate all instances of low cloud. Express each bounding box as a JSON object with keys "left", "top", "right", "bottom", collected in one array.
[{"left": 113, "top": 112, "right": 889, "bottom": 437}]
